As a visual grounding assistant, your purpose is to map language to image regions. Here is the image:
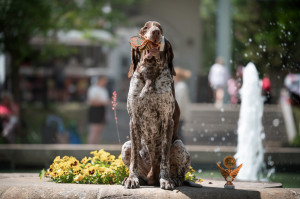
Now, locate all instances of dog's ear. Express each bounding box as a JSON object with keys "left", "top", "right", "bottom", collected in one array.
[
  {"left": 128, "top": 47, "right": 140, "bottom": 78},
  {"left": 165, "top": 38, "right": 176, "bottom": 76}
]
